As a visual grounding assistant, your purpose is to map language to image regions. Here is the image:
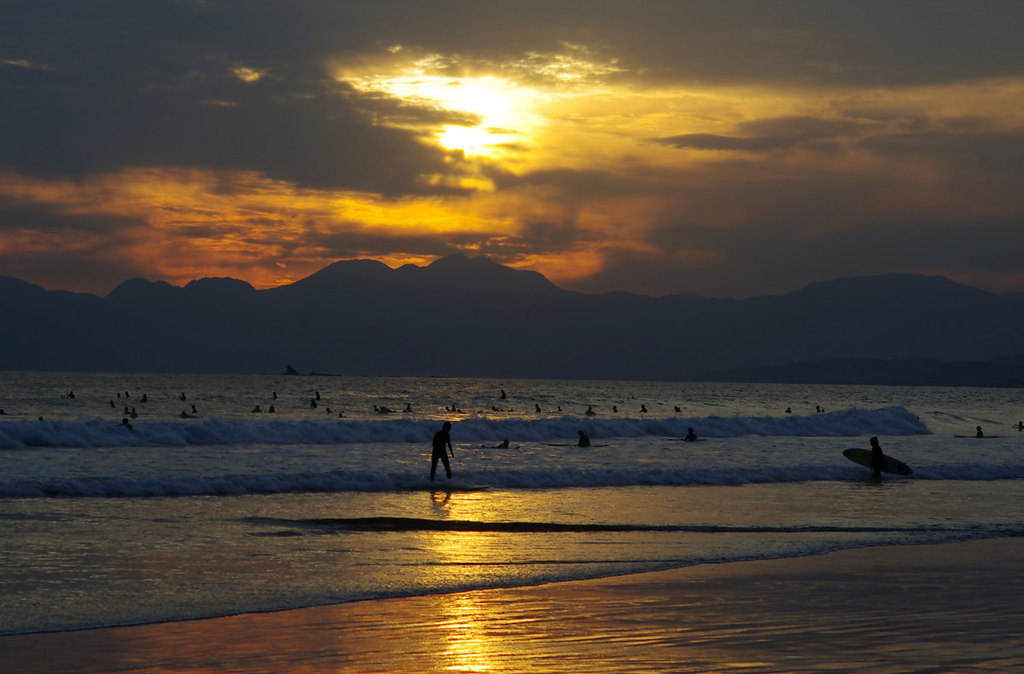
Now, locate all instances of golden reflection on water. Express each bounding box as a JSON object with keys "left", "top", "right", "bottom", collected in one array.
[
  {"left": 437, "top": 592, "right": 496, "bottom": 672},
  {"left": 425, "top": 491, "right": 508, "bottom": 672}
]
